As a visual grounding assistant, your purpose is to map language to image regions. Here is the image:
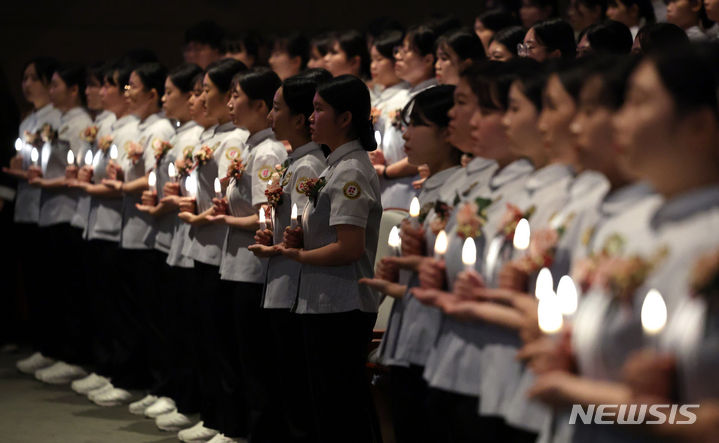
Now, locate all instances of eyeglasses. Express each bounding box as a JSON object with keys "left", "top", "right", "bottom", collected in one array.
[
  {"left": 517, "top": 42, "right": 542, "bottom": 57},
  {"left": 392, "top": 45, "right": 412, "bottom": 58}
]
